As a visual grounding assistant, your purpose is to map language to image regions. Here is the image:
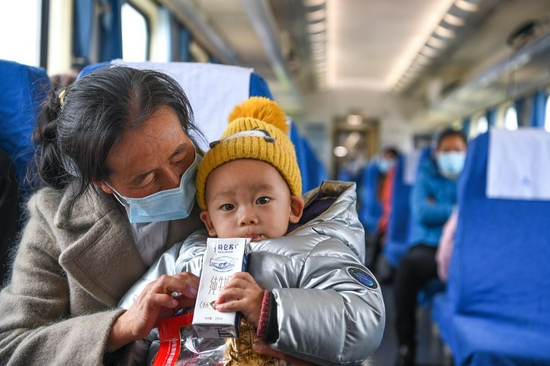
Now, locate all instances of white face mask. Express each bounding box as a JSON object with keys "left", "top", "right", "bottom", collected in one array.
[
  {"left": 436, "top": 151, "right": 466, "bottom": 178},
  {"left": 109, "top": 153, "right": 201, "bottom": 223},
  {"left": 378, "top": 158, "right": 396, "bottom": 174}
]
